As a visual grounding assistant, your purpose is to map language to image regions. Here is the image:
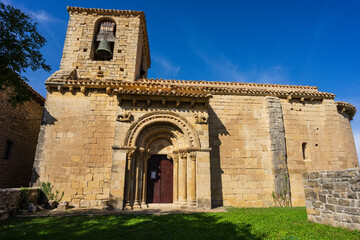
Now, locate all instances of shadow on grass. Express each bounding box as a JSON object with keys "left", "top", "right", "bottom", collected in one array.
[{"left": 0, "top": 213, "right": 264, "bottom": 240}]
